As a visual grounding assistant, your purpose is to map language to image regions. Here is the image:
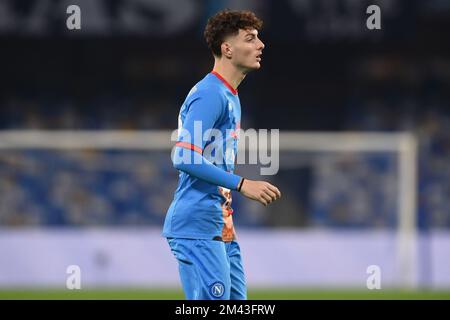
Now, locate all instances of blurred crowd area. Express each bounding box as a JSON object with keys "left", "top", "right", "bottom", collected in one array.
[
  {"left": 0, "top": 149, "right": 403, "bottom": 228},
  {"left": 0, "top": 151, "right": 174, "bottom": 226},
  {"left": 0, "top": 0, "right": 449, "bottom": 228}
]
